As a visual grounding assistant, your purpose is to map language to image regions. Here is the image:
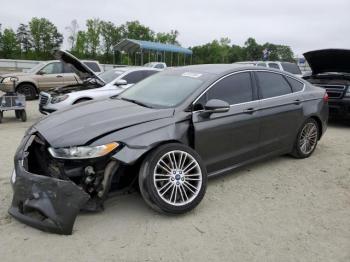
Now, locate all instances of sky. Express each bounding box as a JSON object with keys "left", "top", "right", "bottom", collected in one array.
[{"left": 1, "top": 0, "right": 350, "bottom": 56}]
